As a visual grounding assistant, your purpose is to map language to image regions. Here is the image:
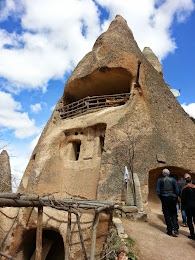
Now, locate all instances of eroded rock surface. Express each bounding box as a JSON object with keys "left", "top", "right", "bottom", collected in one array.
[
  {"left": 142, "top": 46, "right": 163, "bottom": 77},
  {"left": 0, "top": 150, "right": 12, "bottom": 192},
  {"left": 63, "top": 15, "right": 143, "bottom": 103}
]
